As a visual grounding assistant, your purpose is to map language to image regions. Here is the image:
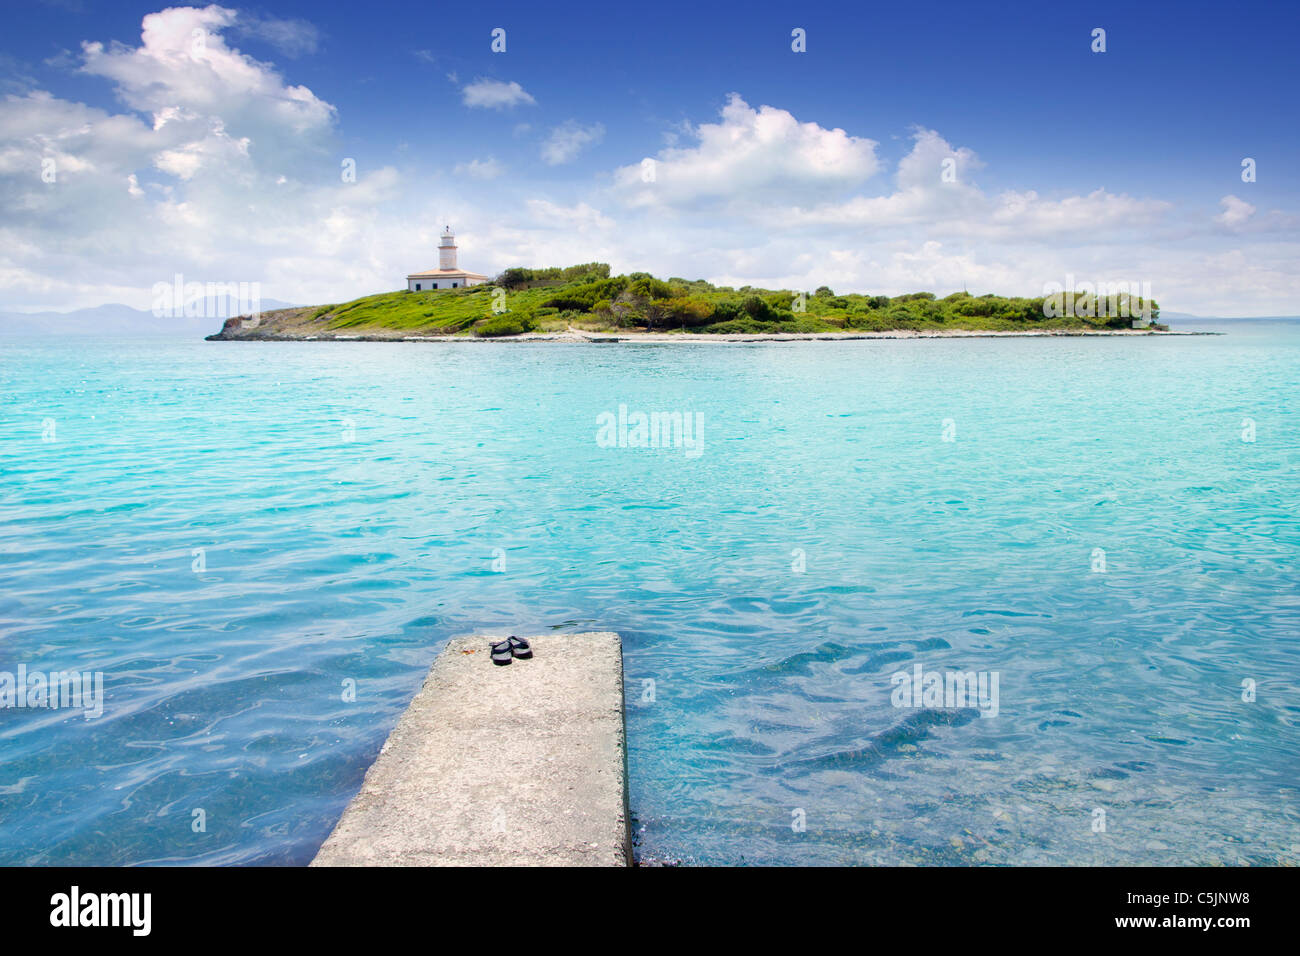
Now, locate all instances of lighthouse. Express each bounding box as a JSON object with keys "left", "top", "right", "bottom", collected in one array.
[
  {"left": 406, "top": 225, "right": 490, "bottom": 291},
  {"left": 438, "top": 226, "right": 457, "bottom": 270}
]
